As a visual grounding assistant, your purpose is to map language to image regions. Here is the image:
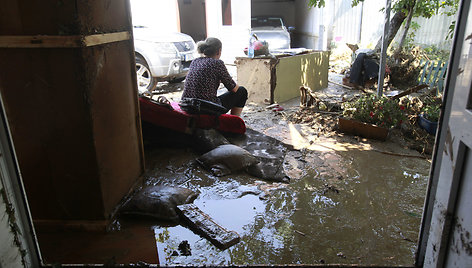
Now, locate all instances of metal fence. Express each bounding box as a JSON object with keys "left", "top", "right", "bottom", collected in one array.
[{"left": 330, "top": 0, "right": 455, "bottom": 51}]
